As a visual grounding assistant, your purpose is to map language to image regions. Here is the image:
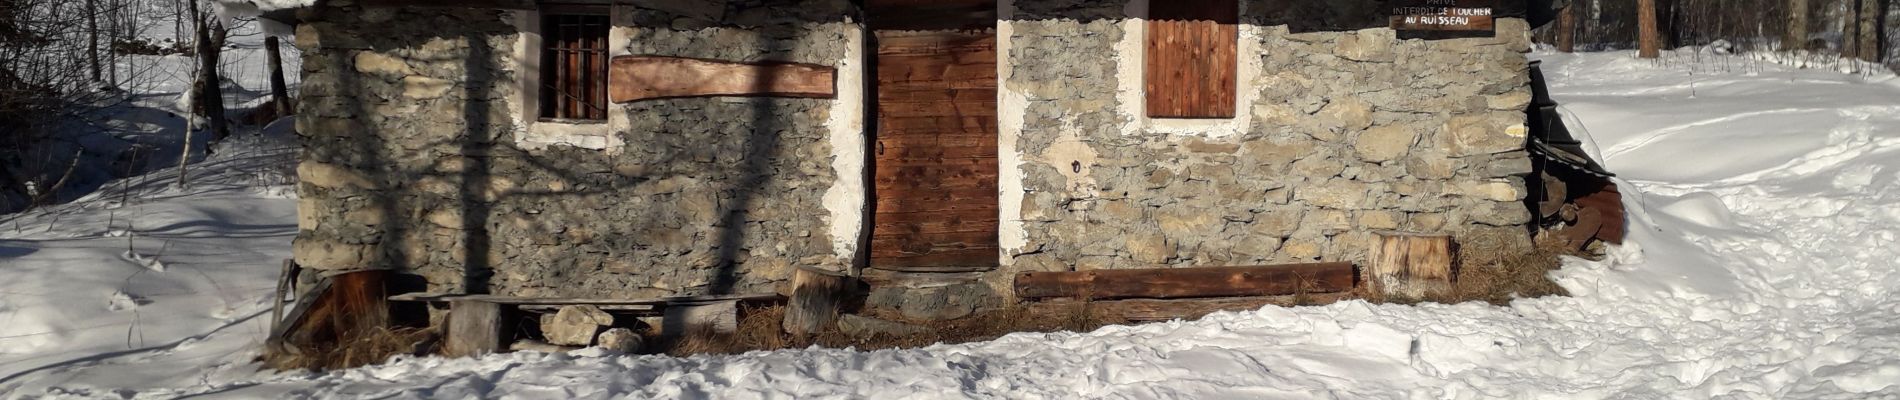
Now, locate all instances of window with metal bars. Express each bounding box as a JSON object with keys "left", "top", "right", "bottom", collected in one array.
[{"left": 540, "top": 13, "right": 609, "bottom": 121}]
